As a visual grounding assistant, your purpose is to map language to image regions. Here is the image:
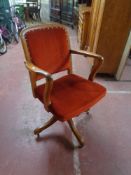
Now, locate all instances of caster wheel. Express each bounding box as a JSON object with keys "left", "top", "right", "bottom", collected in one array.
[
  {"left": 78, "top": 140, "right": 84, "bottom": 148},
  {"left": 86, "top": 111, "right": 89, "bottom": 115},
  {"left": 34, "top": 128, "right": 40, "bottom": 135}
]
